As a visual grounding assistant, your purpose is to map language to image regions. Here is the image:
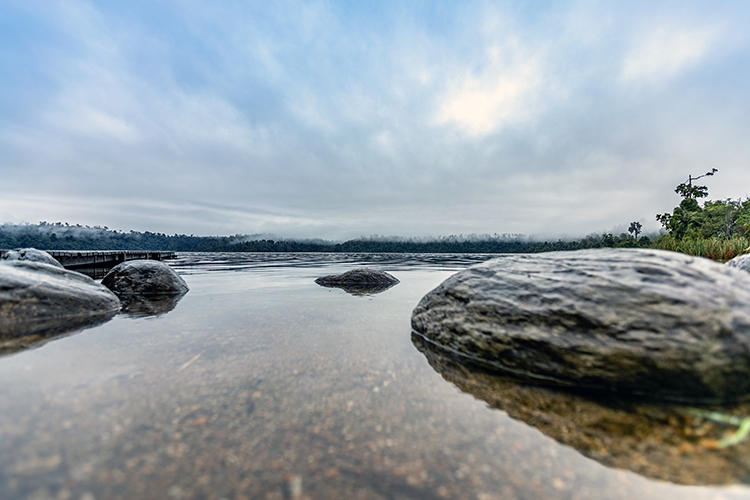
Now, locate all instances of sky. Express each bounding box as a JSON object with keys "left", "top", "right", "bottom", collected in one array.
[{"left": 1, "top": 1, "right": 749, "bottom": 240}]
